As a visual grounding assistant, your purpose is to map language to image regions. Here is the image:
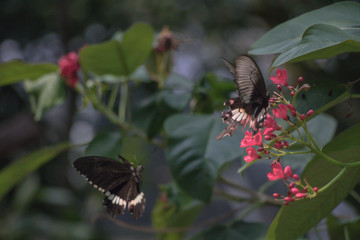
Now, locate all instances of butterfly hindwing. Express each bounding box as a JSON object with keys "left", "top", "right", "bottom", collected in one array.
[
  {"left": 217, "top": 55, "right": 269, "bottom": 140},
  {"left": 73, "top": 155, "right": 146, "bottom": 219}
]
